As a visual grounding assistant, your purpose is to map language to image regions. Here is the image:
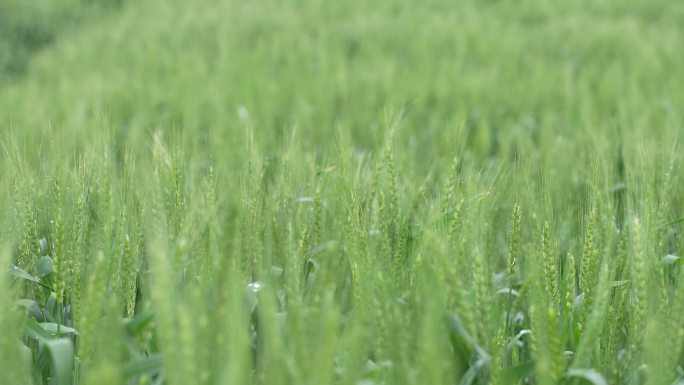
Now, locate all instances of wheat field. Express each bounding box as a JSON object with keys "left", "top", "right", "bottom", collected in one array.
[{"left": 1, "top": 0, "right": 684, "bottom": 384}]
